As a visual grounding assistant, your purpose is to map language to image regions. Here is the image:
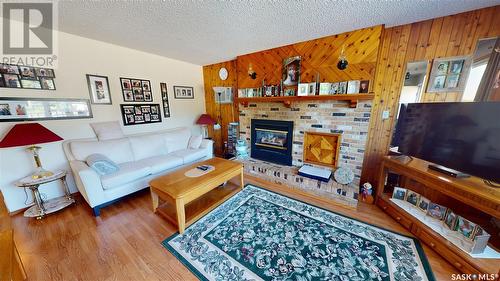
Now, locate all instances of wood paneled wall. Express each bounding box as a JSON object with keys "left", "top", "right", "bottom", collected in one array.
[
  {"left": 202, "top": 60, "right": 238, "bottom": 156},
  {"left": 236, "top": 26, "right": 383, "bottom": 89},
  {"left": 361, "top": 6, "right": 500, "bottom": 188}
]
